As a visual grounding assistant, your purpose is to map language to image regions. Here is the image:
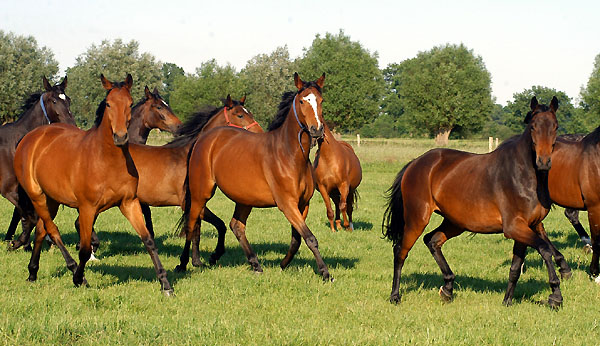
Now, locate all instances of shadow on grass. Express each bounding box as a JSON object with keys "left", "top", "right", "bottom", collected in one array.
[{"left": 402, "top": 271, "right": 550, "bottom": 304}]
